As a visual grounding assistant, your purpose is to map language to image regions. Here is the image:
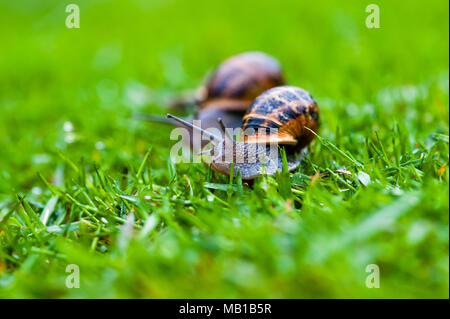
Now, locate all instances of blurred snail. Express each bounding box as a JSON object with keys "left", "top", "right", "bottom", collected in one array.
[
  {"left": 193, "top": 51, "right": 285, "bottom": 132},
  {"left": 140, "top": 51, "right": 285, "bottom": 147},
  {"left": 167, "top": 85, "right": 320, "bottom": 180},
  {"left": 138, "top": 51, "right": 285, "bottom": 146}
]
